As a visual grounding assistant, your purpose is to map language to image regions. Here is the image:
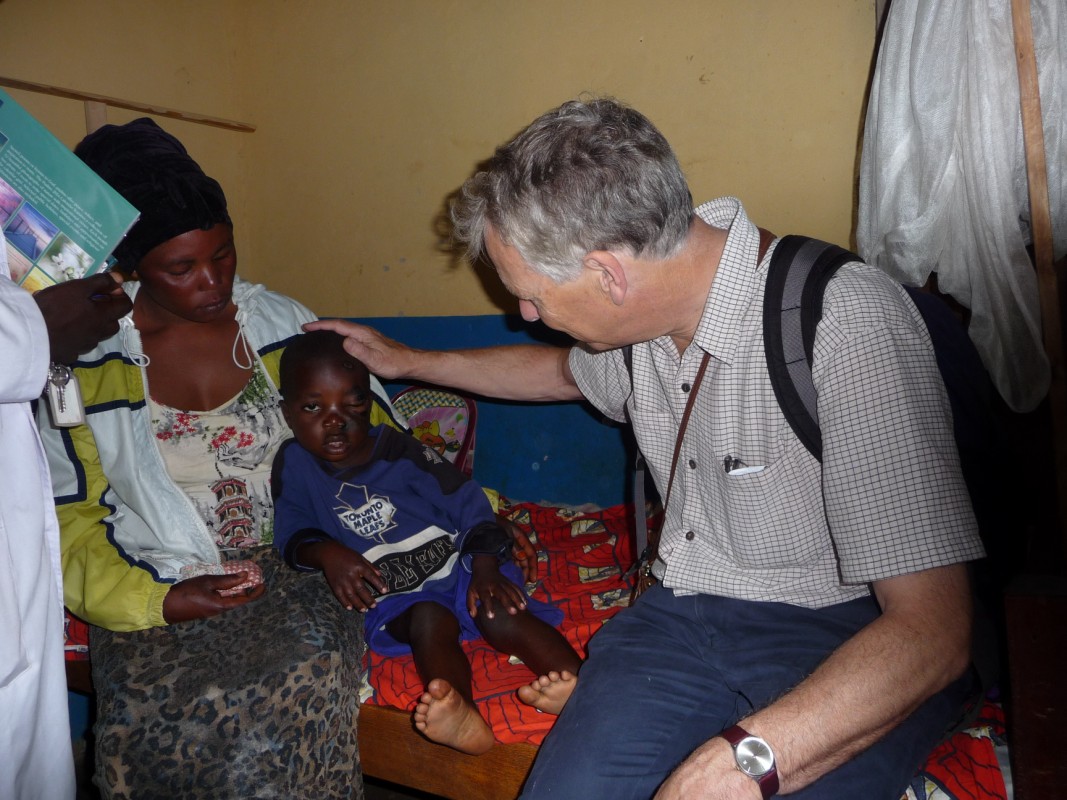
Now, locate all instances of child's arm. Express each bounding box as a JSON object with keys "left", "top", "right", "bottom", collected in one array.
[
  {"left": 292, "top": 537, "right": 389, "bottom": 612},
  {"left": 500, "top": 516, "right": 539, "bottom": 584}
]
